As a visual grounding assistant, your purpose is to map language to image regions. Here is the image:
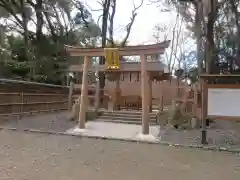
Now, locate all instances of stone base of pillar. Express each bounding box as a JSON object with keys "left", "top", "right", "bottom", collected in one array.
[
  {"left": 136, "top": 133, "right": 157, "bottom": 142},
  {"left": 71, "top": 127, "right": 87, "bottom": 134}
]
